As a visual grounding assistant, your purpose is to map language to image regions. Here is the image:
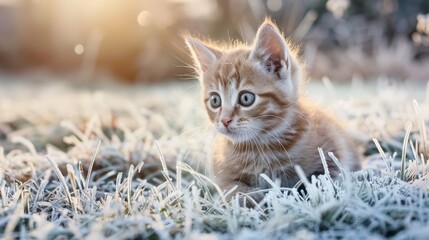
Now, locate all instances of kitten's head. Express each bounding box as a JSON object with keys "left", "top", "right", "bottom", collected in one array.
[{"left": 186, "top": 20, "right": 302, "bottom": 143}]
